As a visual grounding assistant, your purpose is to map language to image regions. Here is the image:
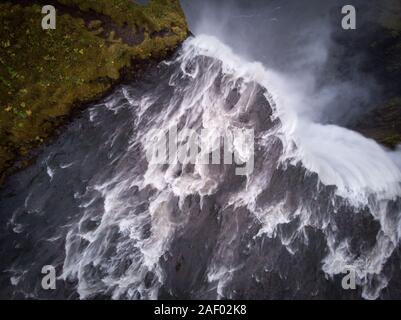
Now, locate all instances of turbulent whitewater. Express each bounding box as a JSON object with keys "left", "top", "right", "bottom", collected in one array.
[{"left": 1, "top": 35, "right": 401, "bottom": 300}]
